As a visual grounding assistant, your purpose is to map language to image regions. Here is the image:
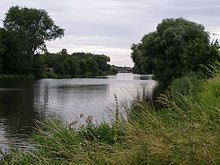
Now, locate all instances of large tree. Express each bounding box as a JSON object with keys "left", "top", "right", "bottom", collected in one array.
[
  {"left": 3, "top": 6, "right": 64, "bottom": 60},
  {"left": 0, "top": 28, "right": 22, "bottom": 74},
  {"left": 131, "top": 18, "right": 220, "bottom": 85},
  {"left": 0, "top": 29, "right": 4, "bottom": 73}
]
